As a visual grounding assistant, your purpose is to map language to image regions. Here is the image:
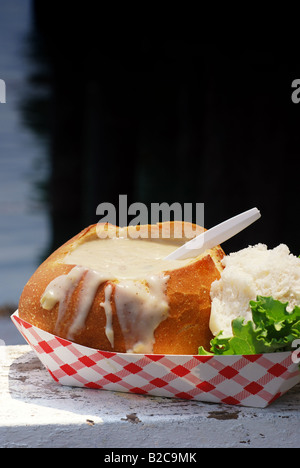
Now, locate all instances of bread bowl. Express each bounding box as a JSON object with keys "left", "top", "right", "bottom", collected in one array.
[{"left": 18, "top": 221, "right": 225, "bottom": 355}]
